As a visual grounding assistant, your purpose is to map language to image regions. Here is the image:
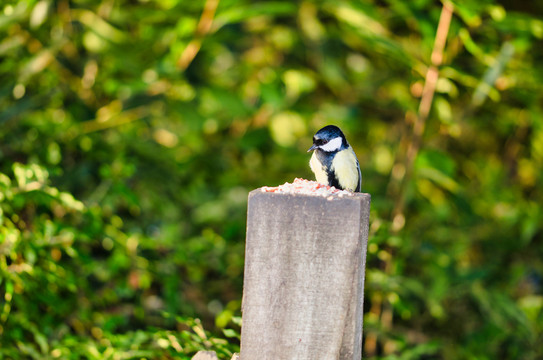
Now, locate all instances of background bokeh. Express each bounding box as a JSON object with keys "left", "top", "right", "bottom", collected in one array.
[{"left": 1, "top": 0, "right": 542, "bottom": 359}]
